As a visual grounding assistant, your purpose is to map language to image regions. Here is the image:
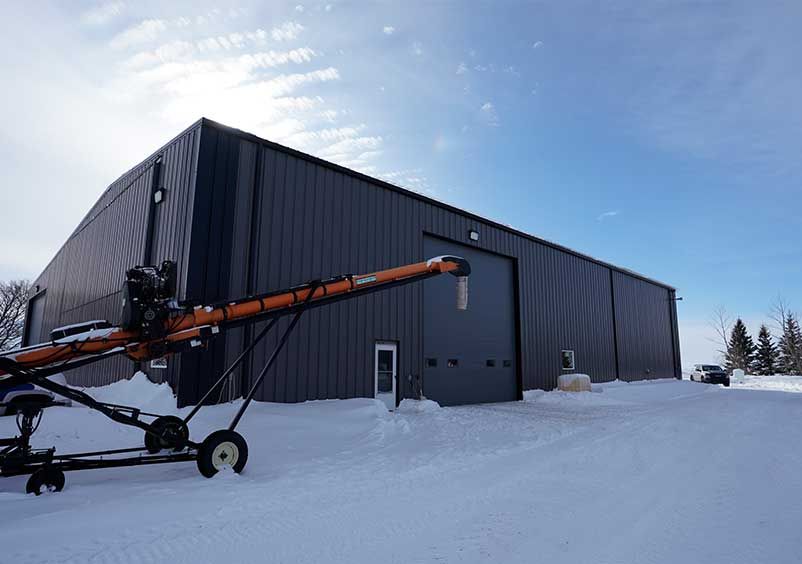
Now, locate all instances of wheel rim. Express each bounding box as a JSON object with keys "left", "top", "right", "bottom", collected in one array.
[{"left": 211, "top": 441, "right": 239, "bottom": 469}]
